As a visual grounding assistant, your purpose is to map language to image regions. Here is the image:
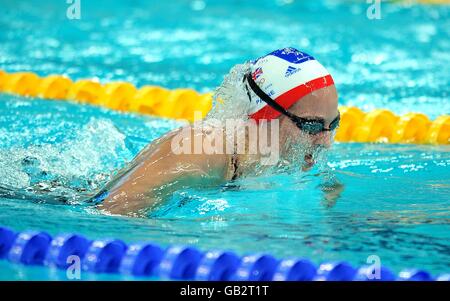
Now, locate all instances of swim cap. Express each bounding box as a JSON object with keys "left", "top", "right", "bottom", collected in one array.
[{"left": 245, "top": 47, "right": 334, "bottom": 121}]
